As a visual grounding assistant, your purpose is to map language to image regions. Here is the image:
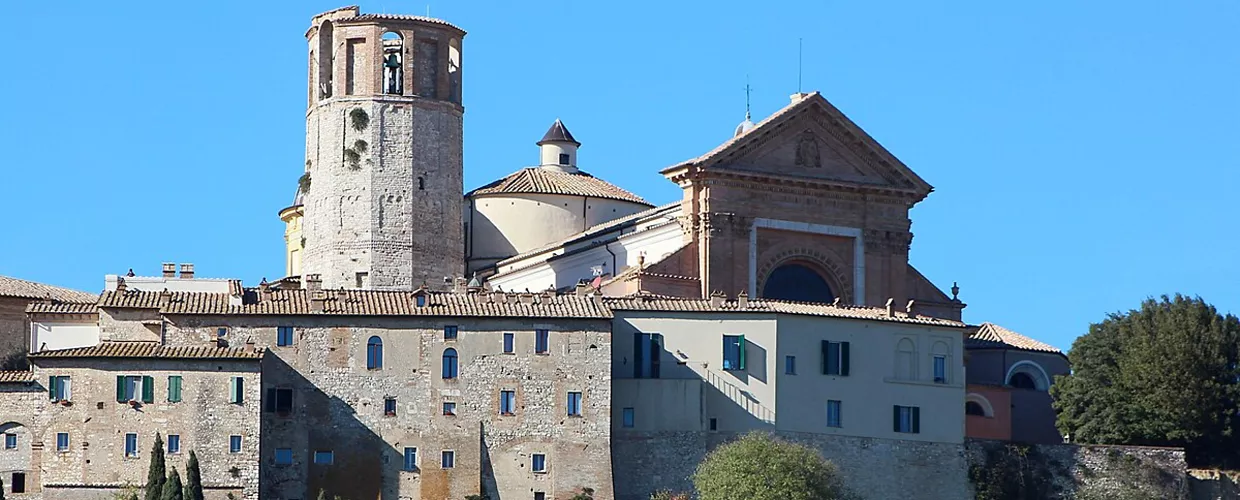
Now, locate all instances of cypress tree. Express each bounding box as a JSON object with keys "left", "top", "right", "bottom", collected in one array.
[
  {"left": 0, "top": 477, "right": 6, "bottom": 500},
  {"left": 146, "top": 433, "right": 166, "bottom": 500},
  {"left": 183, "top": 450, "right": 204, "bottom": 500},
  {"left": 161, "top": 467, "right": 183, "bottom": 500}
]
